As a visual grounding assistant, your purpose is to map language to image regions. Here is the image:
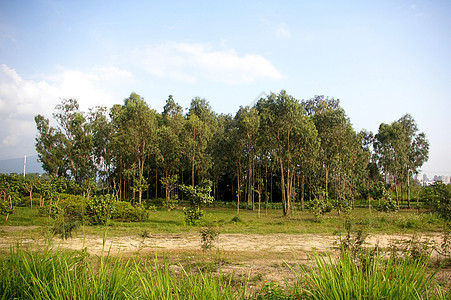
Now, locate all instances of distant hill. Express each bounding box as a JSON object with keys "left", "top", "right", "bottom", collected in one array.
[{"left": 0, "top": 155, "right": 44, "bottom": 174}]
